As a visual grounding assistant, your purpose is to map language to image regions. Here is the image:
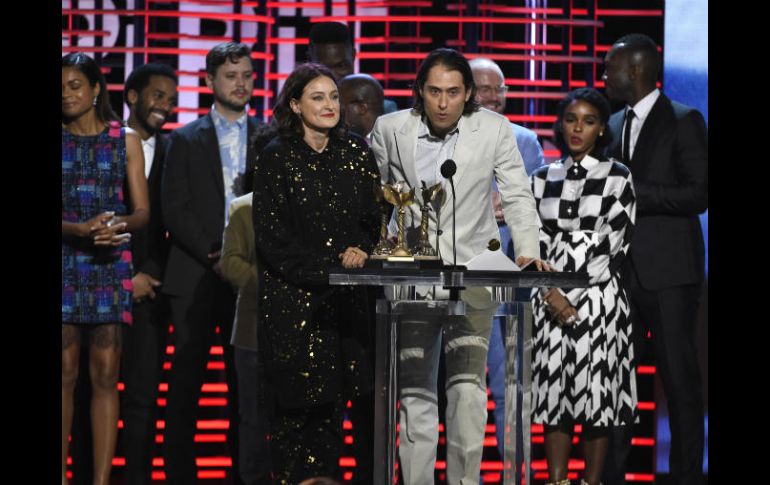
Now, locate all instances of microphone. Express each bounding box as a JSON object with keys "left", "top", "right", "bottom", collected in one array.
[
  {"left": 440, "top": 160, "right": 458, "bottom": 268},
  {"left": 440, "top": 159, "right": 456, "bottom": 179}
]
